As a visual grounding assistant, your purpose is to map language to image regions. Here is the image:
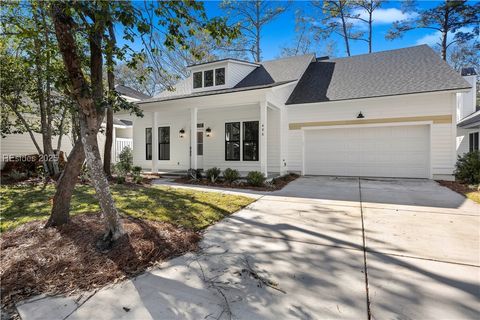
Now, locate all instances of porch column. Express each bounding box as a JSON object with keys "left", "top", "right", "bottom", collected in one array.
[
  {"left": 279, "top": 107, "right": 287, "bottom": 175},
  {"left": 260, "top": 101, "right": 268, "bottom": 177},
  {"left": 152, "top": 111, "right": 158, "bottom": 173},
  {"left": 112, "top": 126, "right": 116, "bottom": 163},
  {"left": 190, "top": 107, "right": 198, "bottom": 169}
]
